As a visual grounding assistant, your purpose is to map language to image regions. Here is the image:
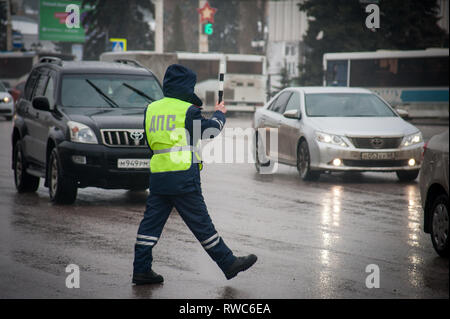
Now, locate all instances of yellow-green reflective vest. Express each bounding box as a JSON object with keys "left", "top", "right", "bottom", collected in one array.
[{"left": 145, "top": 97, "right": 202, "bottom": 173}]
